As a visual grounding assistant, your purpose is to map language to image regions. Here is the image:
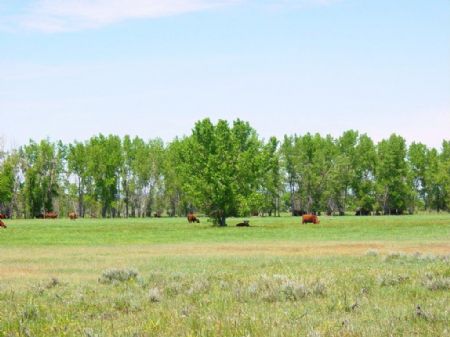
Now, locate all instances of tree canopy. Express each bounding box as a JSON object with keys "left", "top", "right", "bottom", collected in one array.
[{"left": 0, "top": 120, "right": 448, "bottom": 221}]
